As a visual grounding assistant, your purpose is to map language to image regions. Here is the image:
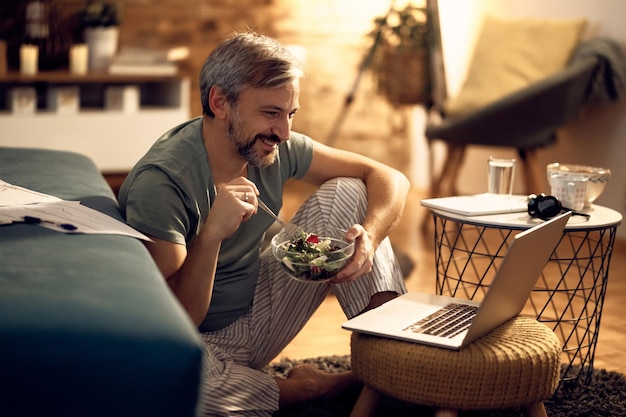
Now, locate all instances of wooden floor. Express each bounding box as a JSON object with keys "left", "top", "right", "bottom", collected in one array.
[{"left": 273, "top": 181, "right": 626, "bottom": 376}]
